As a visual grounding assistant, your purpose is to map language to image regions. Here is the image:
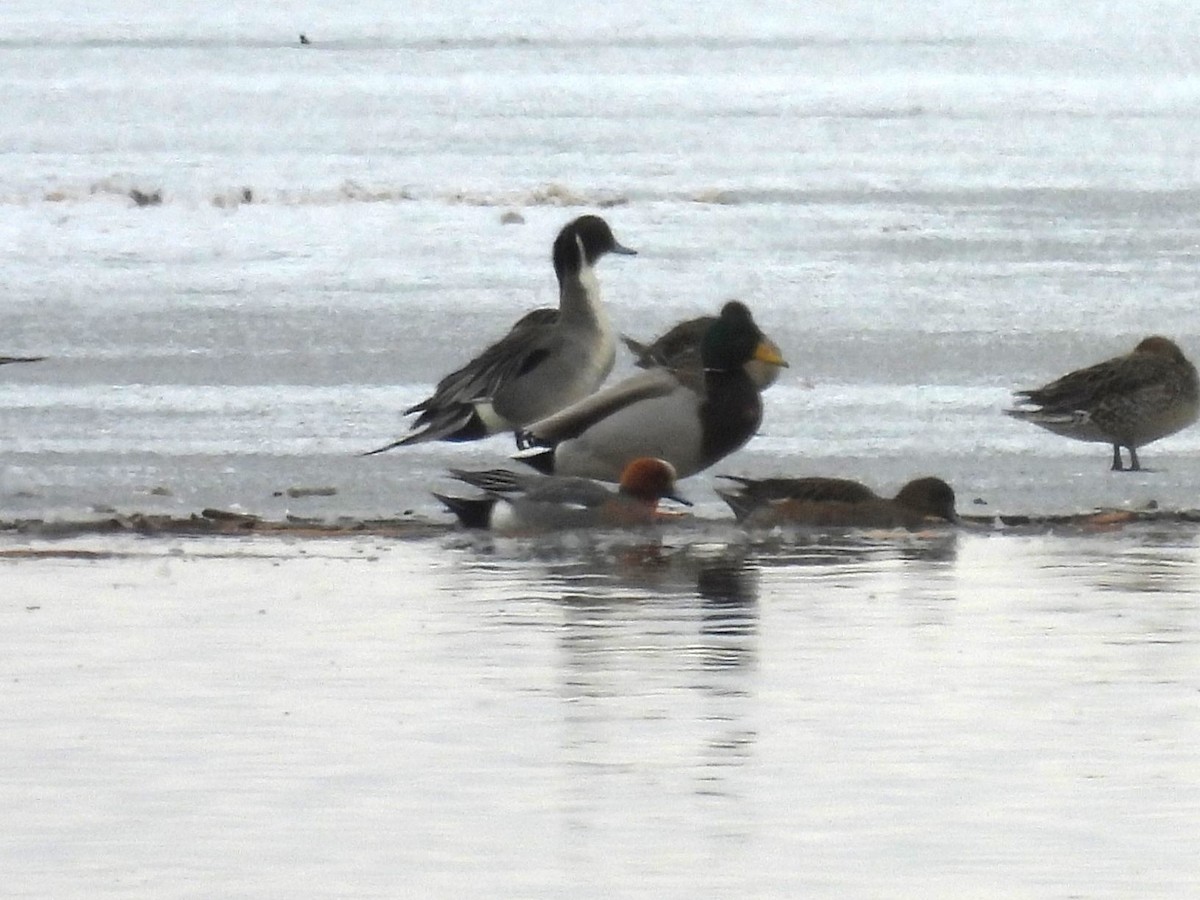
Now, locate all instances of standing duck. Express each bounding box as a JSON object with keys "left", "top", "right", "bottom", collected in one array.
[
  {"left": 365, "top": 215, "right": 635, "bottom": 453},
  {"left": 433, "top": 457, "right": 690, "bottom": 534},
  {"left": 1004, "top": 335, "right": 1199, "bottom": 471},
  {"left": 715, "top": 474, "right": 958, "bottom": 529},
  {"left": 515, "top": 301, "right": 787, "bottom": 481}
]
